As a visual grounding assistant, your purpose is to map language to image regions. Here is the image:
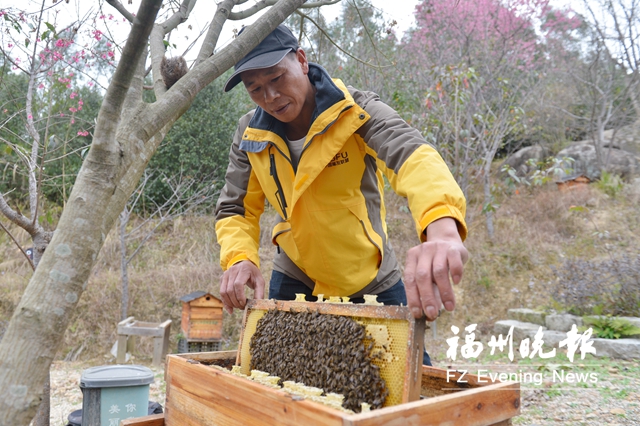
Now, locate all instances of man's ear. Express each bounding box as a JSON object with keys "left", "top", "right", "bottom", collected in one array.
[{"left": 296, "top": 48, "right": 309, "bottom": 74}]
